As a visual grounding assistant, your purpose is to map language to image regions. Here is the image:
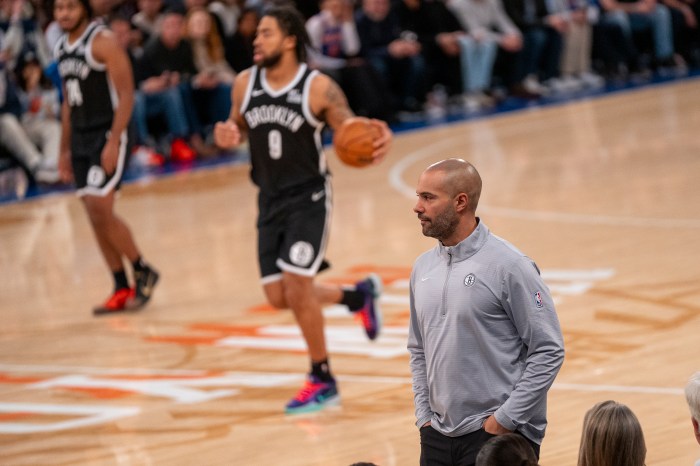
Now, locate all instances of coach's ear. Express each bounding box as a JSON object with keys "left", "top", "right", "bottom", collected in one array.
[
  {"left": 692, "top": 418, "right": 700, "bottom": 445},
  {"left": 454, "top": 192, "right": 469, "bottom": 213}
]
